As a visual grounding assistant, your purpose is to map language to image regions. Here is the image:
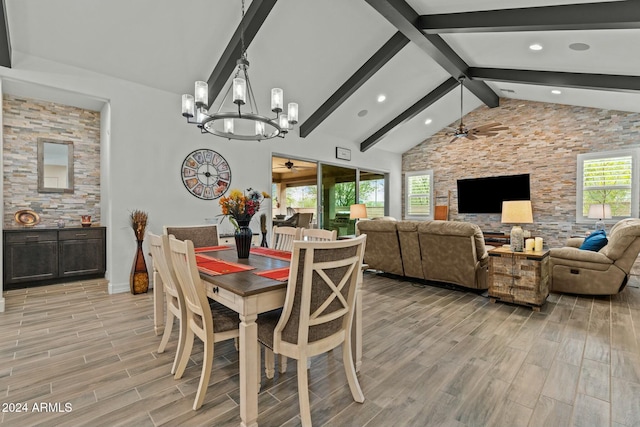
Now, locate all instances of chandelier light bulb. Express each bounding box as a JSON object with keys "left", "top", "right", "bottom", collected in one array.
[
  {"left": 279, "top": 114, "right": 289, "bottom": 131},
  {"left": 194, "top": 81, "right": 208, "bottom": 107},
  {"left": 196, "top": 107, "right": 207, "bottom": 124},
  {"left": 287, "top": 103, "right": 298, "bottom": 125},
  {"left": 182, "top": 94, "right": 195, "bottom": 118},
  {"left": 224, "top": 118, "right": 234, "bottom": 134},
  {"left": 271, "top": 88, "right": 283, "bottom": 113},
  {"left": 233, "top": 78, "right": 246, "bottom": 105},
  {"left": 255, "top": 121, "right": 265, "bottom": 136}
]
